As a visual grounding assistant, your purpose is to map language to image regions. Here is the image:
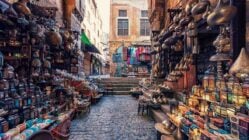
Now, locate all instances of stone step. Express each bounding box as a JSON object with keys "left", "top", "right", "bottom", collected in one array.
[
  {"left": 98, "top": 84, "right": 139, "bottom": 88},
  {"left": 102, "top": 87, "right": 134, "bottom": 91},
  {"left": 96, "top": 78, "right": 141, "bottom": 83},
  {"left": 106, "top": 91, "right": 131, "bottom": 95},
  {"left": 97, "top": 82, "right": 139, "bottom": 84}
]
